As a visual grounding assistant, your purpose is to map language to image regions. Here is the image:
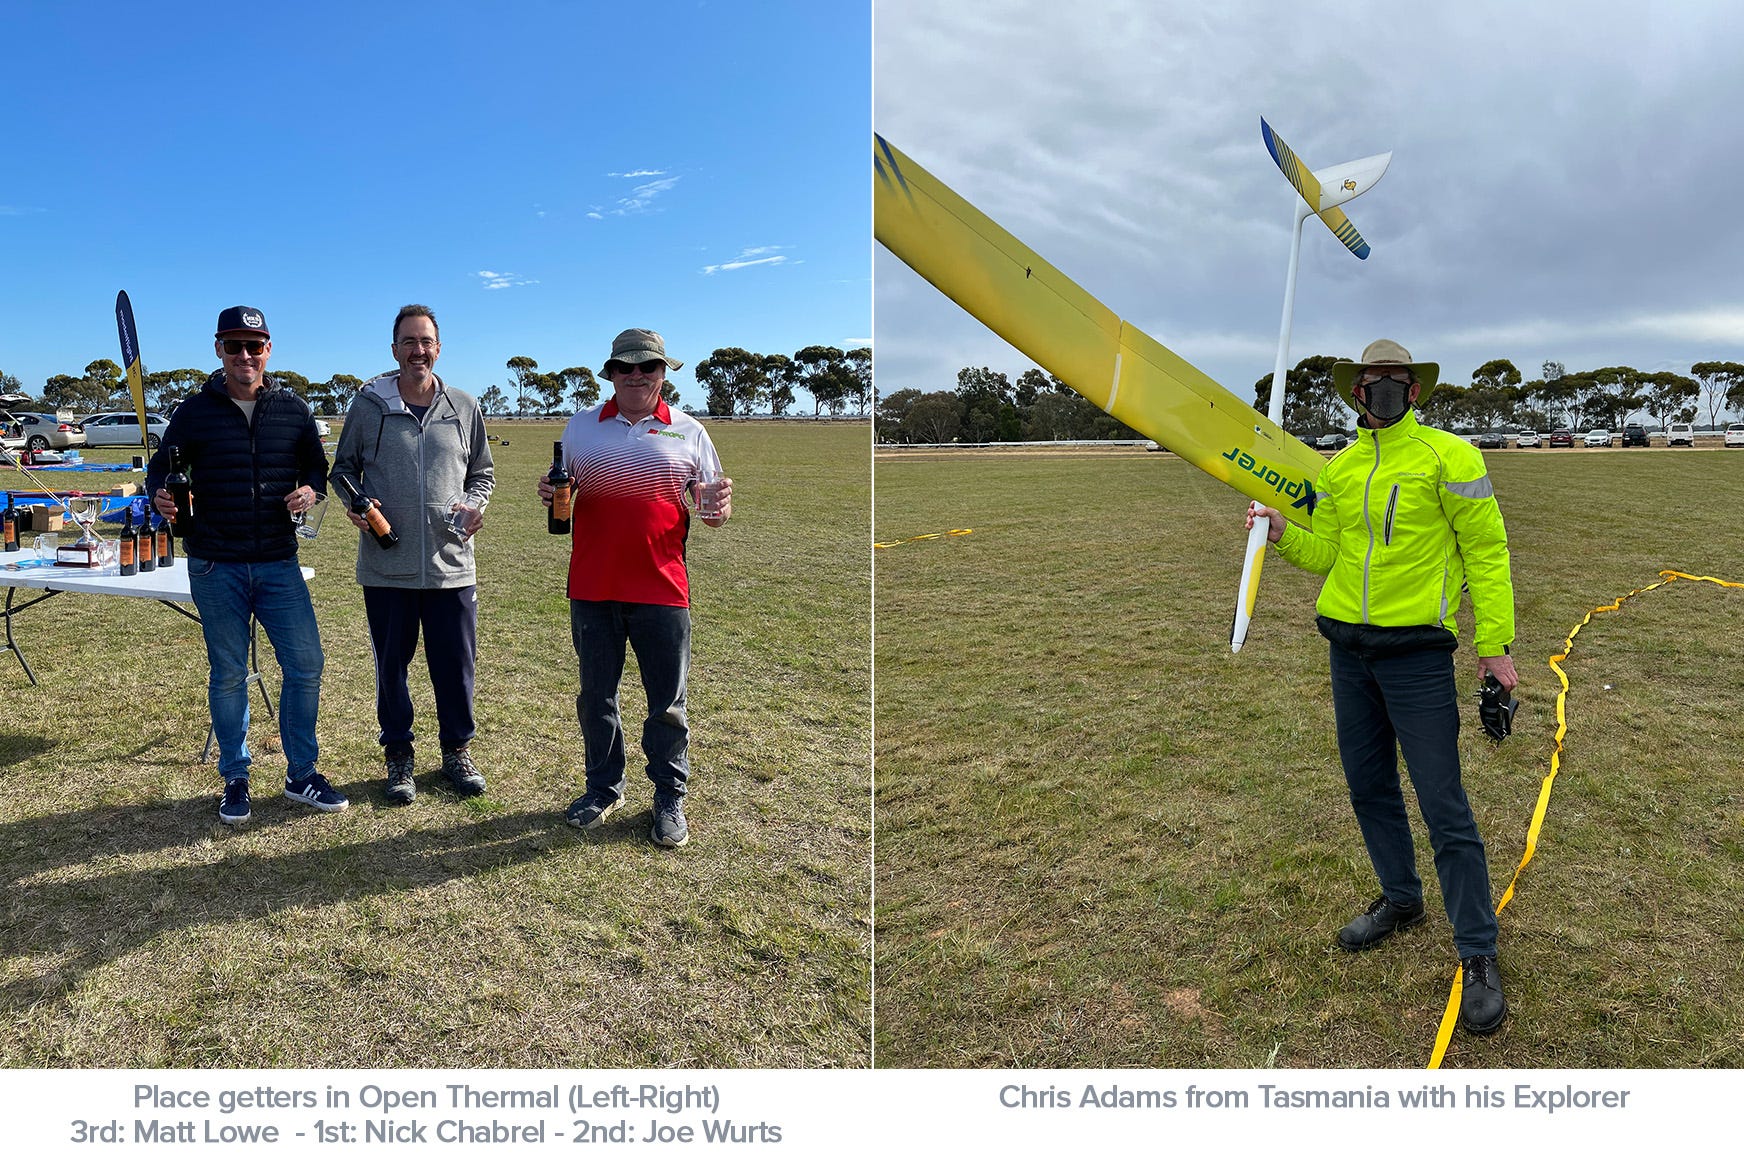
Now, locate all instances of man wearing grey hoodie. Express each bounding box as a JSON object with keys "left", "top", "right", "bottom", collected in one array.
[{"left": 329, "top": 305, "right": 495, "bottom": 803}]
